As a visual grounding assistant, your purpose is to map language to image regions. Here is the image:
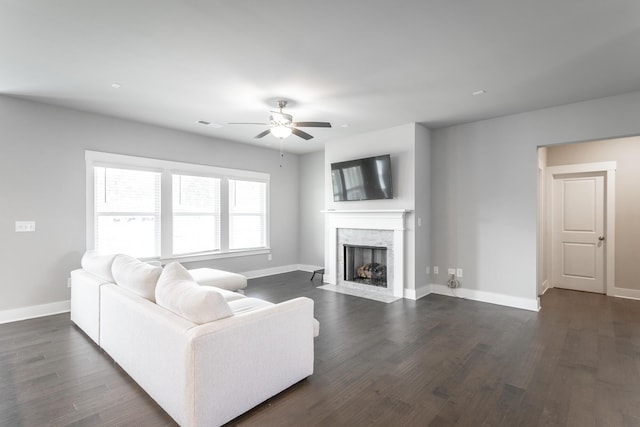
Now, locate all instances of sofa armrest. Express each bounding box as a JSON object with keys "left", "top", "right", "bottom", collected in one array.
[
  {"left": 70, "top": 269, "right": 111, "bottom": 345},
  {"left": 185, "top": 297, "right": 315, "bottom": 427}
]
